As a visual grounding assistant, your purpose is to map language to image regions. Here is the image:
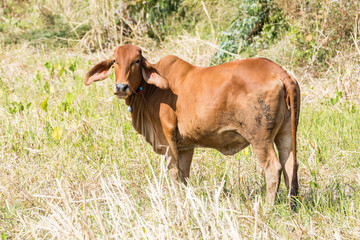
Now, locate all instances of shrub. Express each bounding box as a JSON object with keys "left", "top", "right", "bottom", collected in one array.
[
  {"left": 279, "top": 0, "right": 359, "bottom": 68},
  {"left": 126, "top": 0, "right": 183, "bottom": 40},
  {"left": 211, "top": 0, "right": 288, "bottom": 65}
]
